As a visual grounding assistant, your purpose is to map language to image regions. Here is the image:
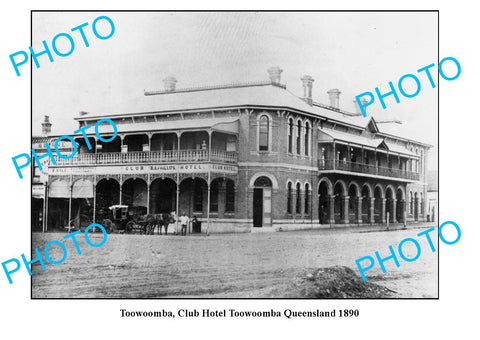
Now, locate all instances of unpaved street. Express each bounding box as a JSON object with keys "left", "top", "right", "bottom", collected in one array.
[{"left": 31, "top": 226, "right": 438, "bottom": 298}]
